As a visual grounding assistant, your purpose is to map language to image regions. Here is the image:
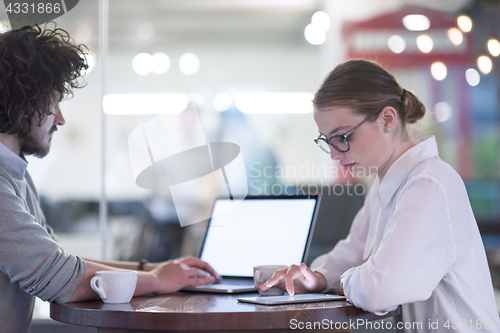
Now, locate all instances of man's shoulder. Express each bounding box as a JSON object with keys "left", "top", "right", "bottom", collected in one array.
[
  {"left": 0, "top": 163, "right": 16, "bottom": 185},
  {"left": 0, "top": 161, "right": 24, "bottom": 196}
]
